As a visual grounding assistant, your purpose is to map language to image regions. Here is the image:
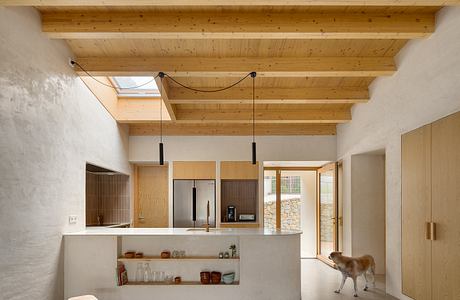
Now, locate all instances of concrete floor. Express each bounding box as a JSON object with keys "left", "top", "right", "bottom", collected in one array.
[{"left": 301, "top": 259, "right": 398, "bottom": 300}]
